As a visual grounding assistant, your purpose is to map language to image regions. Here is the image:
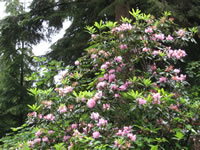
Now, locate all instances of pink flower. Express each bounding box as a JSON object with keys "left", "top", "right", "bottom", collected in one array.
[
  {"left": 42, "top": 136, "right": 49, "bottom": 142},
  {"left": 159, "top": 77, "right": 167, "bottom": 83},
  {"left": 104, "top": 73, "right": 109, "bottom": 80},
  {"left": 71, "top": 123, "right": 78, "bottom": 129},
  {"left": 88, "top": 123, "right": 93, "bottom": 128},
  {"left": 90, "top": 112, "right": 100, "bottom": 120},
  {"left": 44, "top": 114, "right": 55, "bottom": 121},
  {"left": 120, "top": 44, "right": 128, "bottom": 50},
  {"left": 38, "top": 114, "right": 43, "bottom": 119},
  {"left": 108, "top": 74, "right": 116, "bottom": 83},
  {"left": 98, "top": 77, "right": 104, "bottom": 82},
  {"left": 91, "top": 54, "right": 97, "bottom": 59},
  {"left": 101, "top": 64, "right": 108, "bottom": 70},
  {"left": 119, "top": 85, "right": 127, "bottom": 91},
  {"left": 145, "top": 27, "right": 153, "bottom": 33},
  {"left": 152, "top": 93, "right": 161, "bottom": 104},
  {"left": 94, "top": 91, "right": 103, "bottom": 100},
  {"left": 116, "top": 67, "right": 122, "bottom": 72},
  {"left": 137, "top": 98, "right": 147, "bottom": 105},
  {"left": 58, "top": 105, "right": 67, "bottom": 113},
  {"left": 96, "top": 81, "right": 107, "bottom": 89},
  {"left": 103, "top": 104, "right": 110, "bottom": 110},
  {"left": 48, "top": 130, "right": 54, "bottom": 135},
  {"left": 33, "top": 138, "right": 41, "bottom": 144},
  {"left": 93, "top": 131, "right": 100, "bottom": 139},
  {"left": 108, "top": 69, "right": 115, "bottom": 74},
  {"left": 75, "top": 60, "right": 80, "bottom": 66},
  {"left": 155, "top": 33, "right": 165, "bottom": 40},
  {"left": 63, "top": 135, "right": 71, "bottom": 142},
  {"left": 166, "top": 35, "right": 174, "bottom": 41},
  {"left": 170, "top": 104, "right": 179, "bottom": 111},
  {"left": 111, "top": 84, "right": 118, "bottom": 91},
  {"left": 97, "top": 118, "right": 108, "bottom": 127},
  {"left": 177, "top": 29, "right": 185, "bottom": 37},
  {"left": 91, "top": 34, "right": 97, "bottom": 39},
  {"left": 174, "top": 69, "right": 180, "bottom": 74},
  {"left": 179, "top": 74, "right": 186, "bottom": 81},
  {"left": 114, "top": 56, "right": 123, "bottom": 63},
  {"left": 27, "top": 141, "right": 34, "bottom": 148},
  {"left": 35, "top": 130, "right": 42, "bottom": 137},
  {"left": 142, "top": 47, "right": 149, "bottom": 52},
  {"left": 87, "top": 99, "right": 96, "bottom": 108},
  {"left": 153, "top": 50, "right": 160, "bottom": 55},
  {"left": 68, "top": 142, "right": 73, "bottom": 150},
  {"left": 115, "top": 93, "right": 120, "bottom": 98},
  {"left": 127, "top": 134, "right": 136, "bottom": 141},
  {"left": 63, "top": 86, "right": 73, "bottom": 94}
]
